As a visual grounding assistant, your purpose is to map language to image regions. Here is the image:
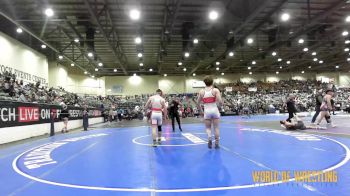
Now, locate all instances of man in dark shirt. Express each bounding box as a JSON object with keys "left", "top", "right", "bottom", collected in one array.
[
  {"left": 311, "top": 89, "right": 323, "bottom": 124},
  {"left": 286, "top": 95, "right": 297, "bottom": 122},
  {"left": 169, "top": 97, "right": 183, "bottom": 132}
]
